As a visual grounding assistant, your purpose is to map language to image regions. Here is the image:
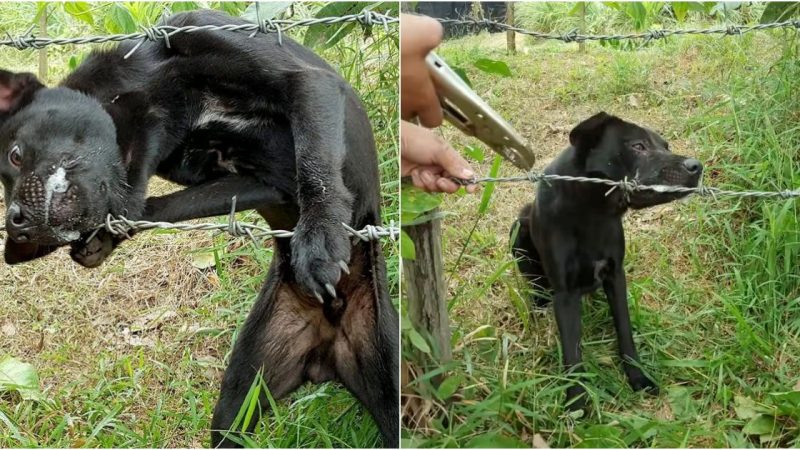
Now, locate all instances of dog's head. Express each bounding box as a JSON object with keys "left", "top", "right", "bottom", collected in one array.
[
  {"left": 0, "top": 70, "right": 129, "bottom": 263},
  {"left": 569, "top": 111, "right": 703, "bottom": 209}
]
